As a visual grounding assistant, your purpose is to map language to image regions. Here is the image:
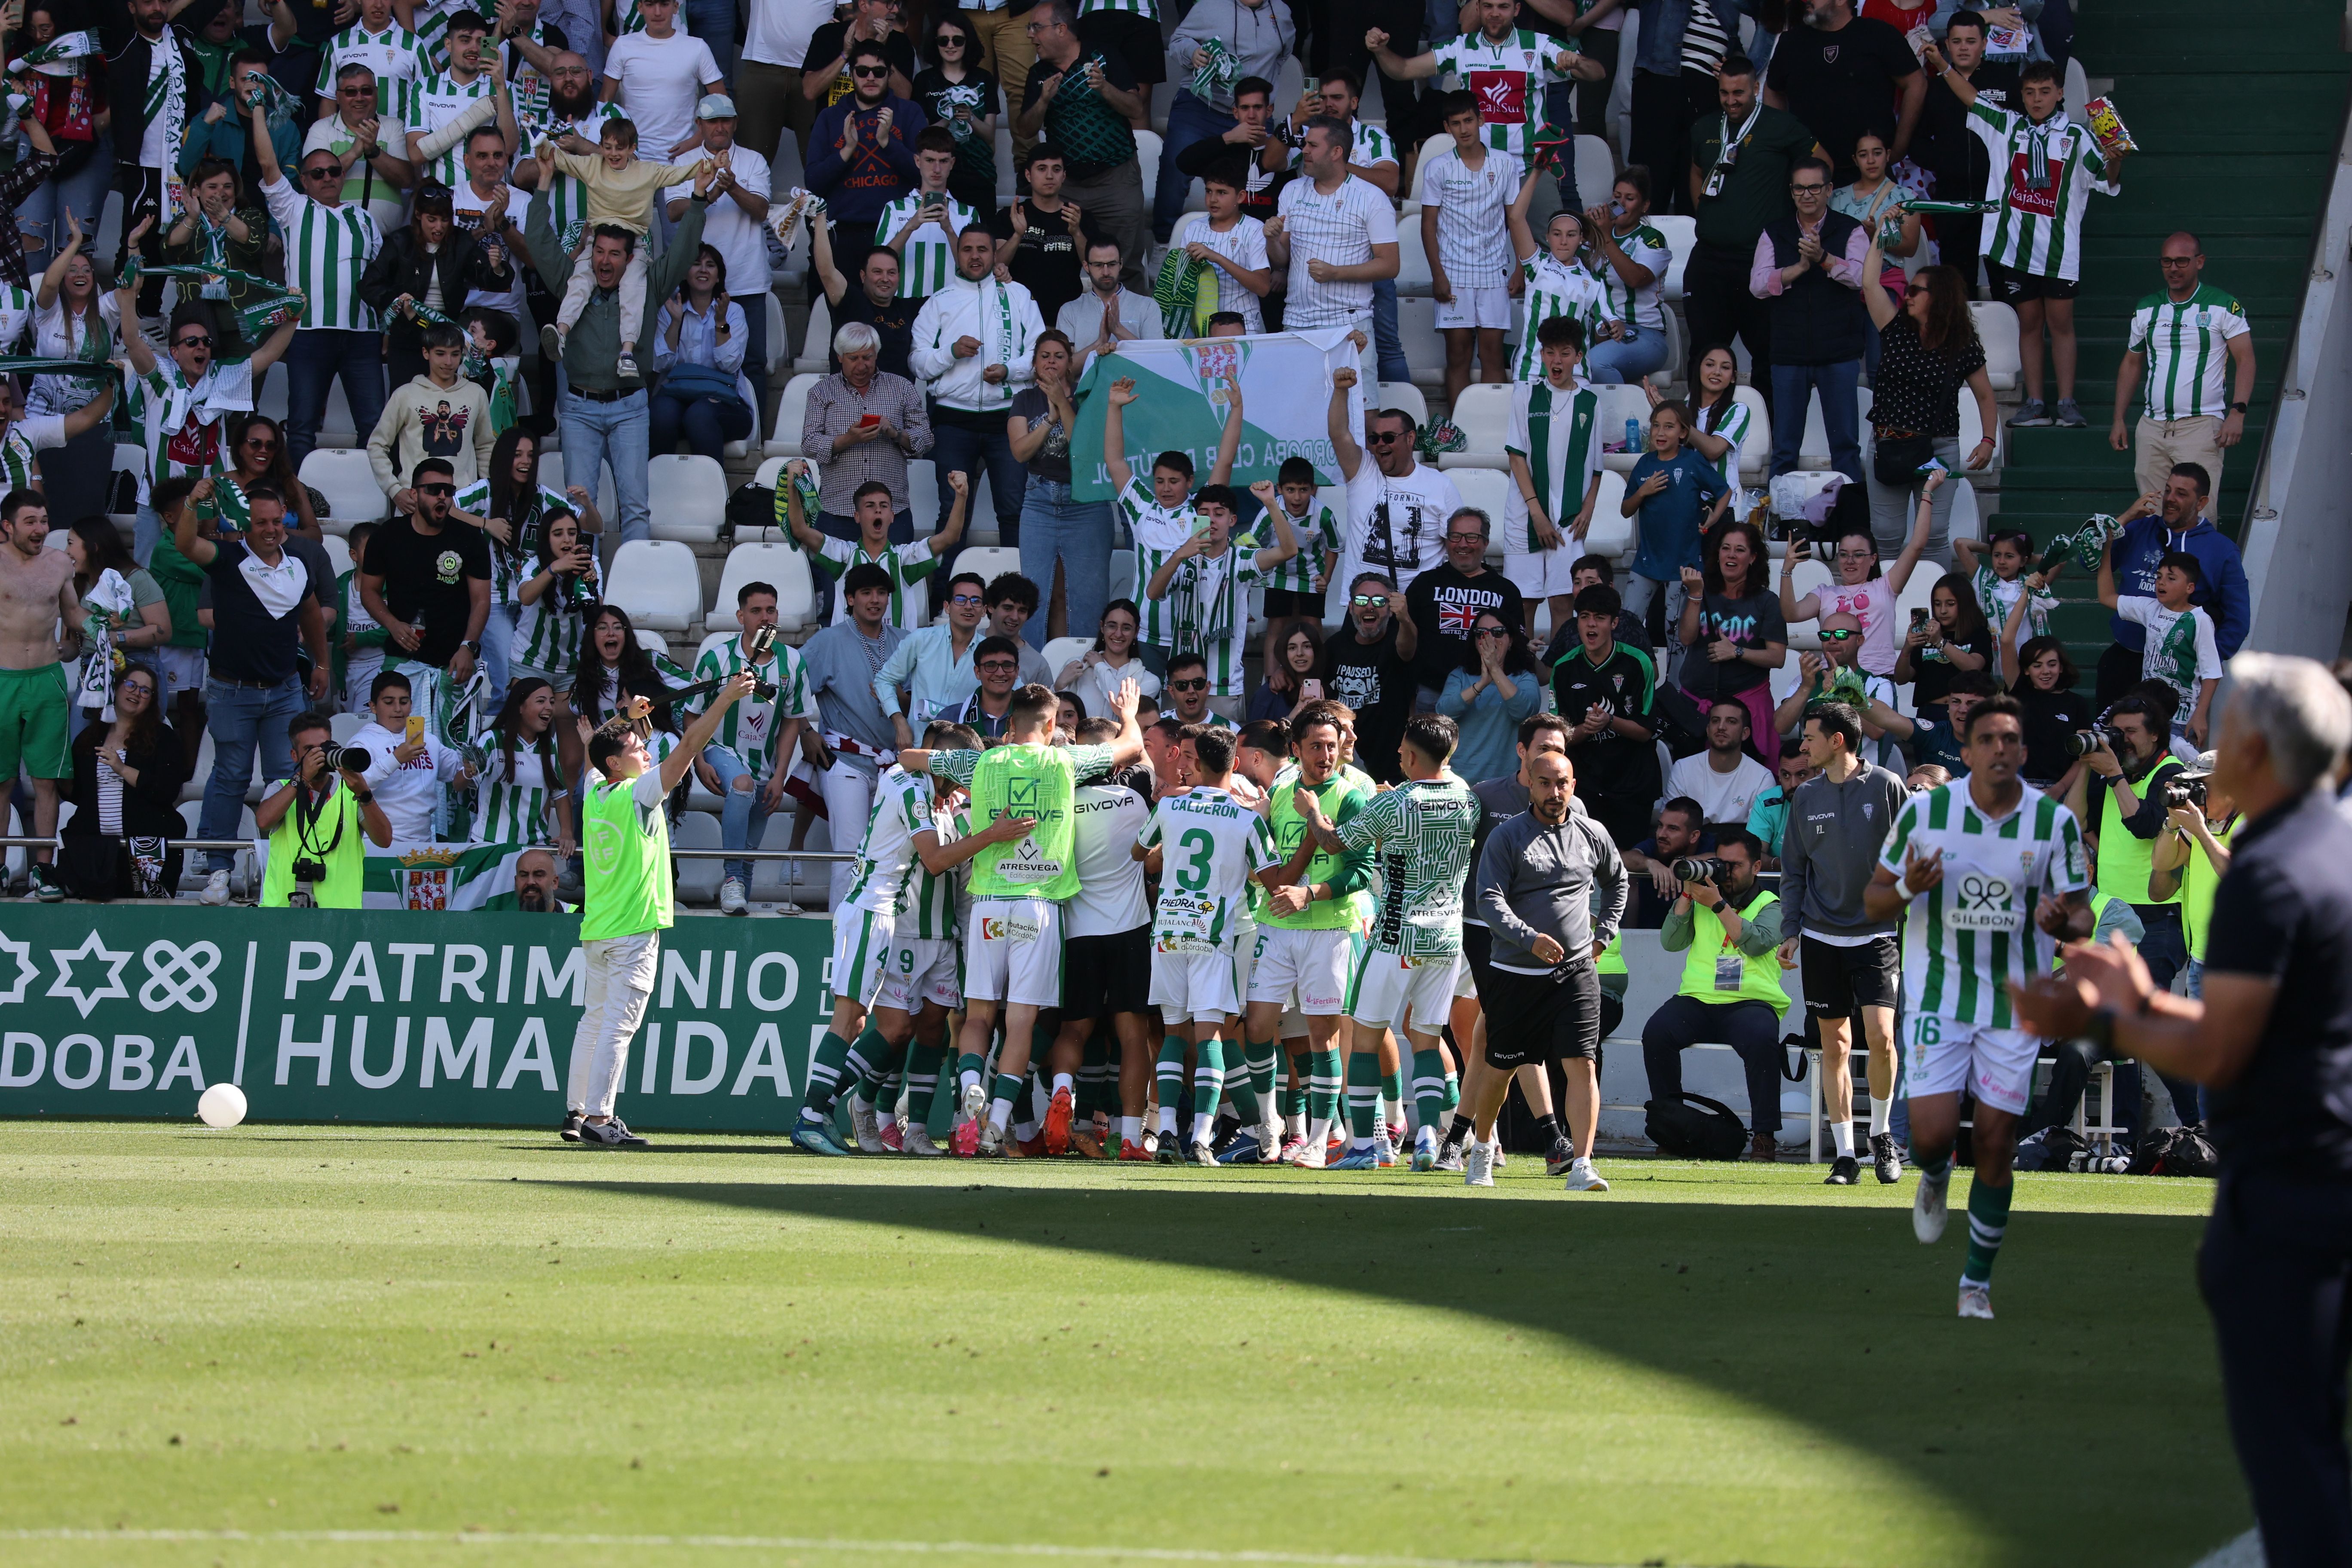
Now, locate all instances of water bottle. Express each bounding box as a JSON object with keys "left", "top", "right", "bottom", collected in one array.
[{"left": 1625, "top": 417, "right": 1642, "bottom": 453}]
